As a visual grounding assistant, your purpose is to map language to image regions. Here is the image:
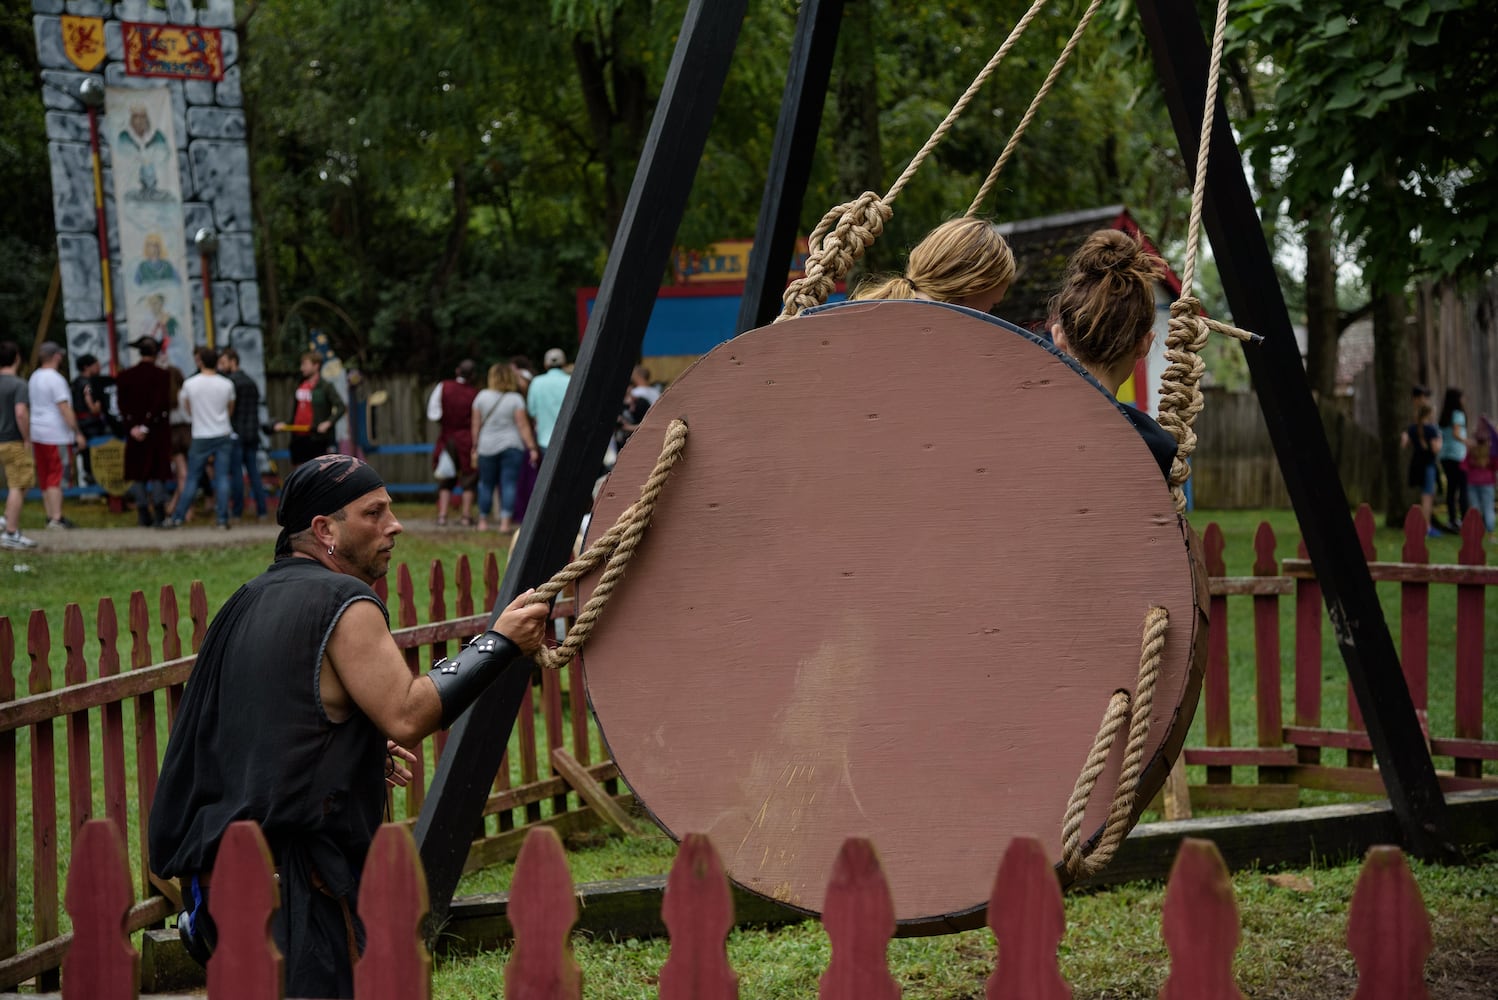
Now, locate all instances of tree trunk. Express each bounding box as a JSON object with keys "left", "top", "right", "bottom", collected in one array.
[
  {"left": 431, "top": 167, "right": 469, "bottom": 296},
  {"left": 1303, "top": 209, "right": 1340, "bottom": 401},
  {"left": 832, "top": 0, "right": 885, "bottom": 277},
  {"left": 571, "top": 2, "right": 652, "bottom": 248},
  {"left": 1372, "top": 289, "right": 1413, "bottom": 526}
]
